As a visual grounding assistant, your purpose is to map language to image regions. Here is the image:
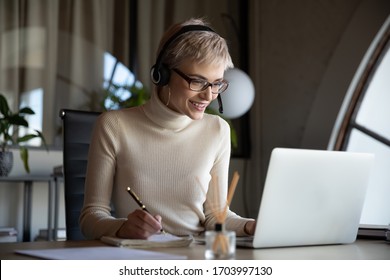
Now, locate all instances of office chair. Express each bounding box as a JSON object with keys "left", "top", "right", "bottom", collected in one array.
[{"left": 60, "top": 109, "right": 101, "bottom": 241}]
